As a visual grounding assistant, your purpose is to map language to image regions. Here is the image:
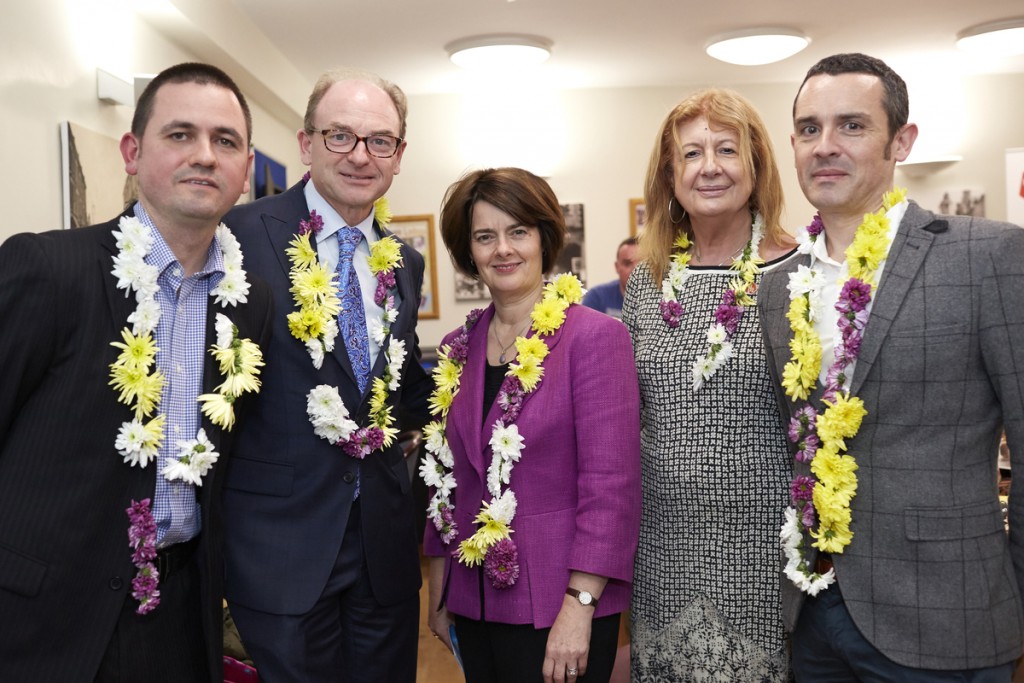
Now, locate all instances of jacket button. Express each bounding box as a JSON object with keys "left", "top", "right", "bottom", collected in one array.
[
  {"left": 109, "top": 577, "right": 124, "bottom": 590},
  {"left": 342, "top": 472, "right": 355, "bottom": 484}
]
